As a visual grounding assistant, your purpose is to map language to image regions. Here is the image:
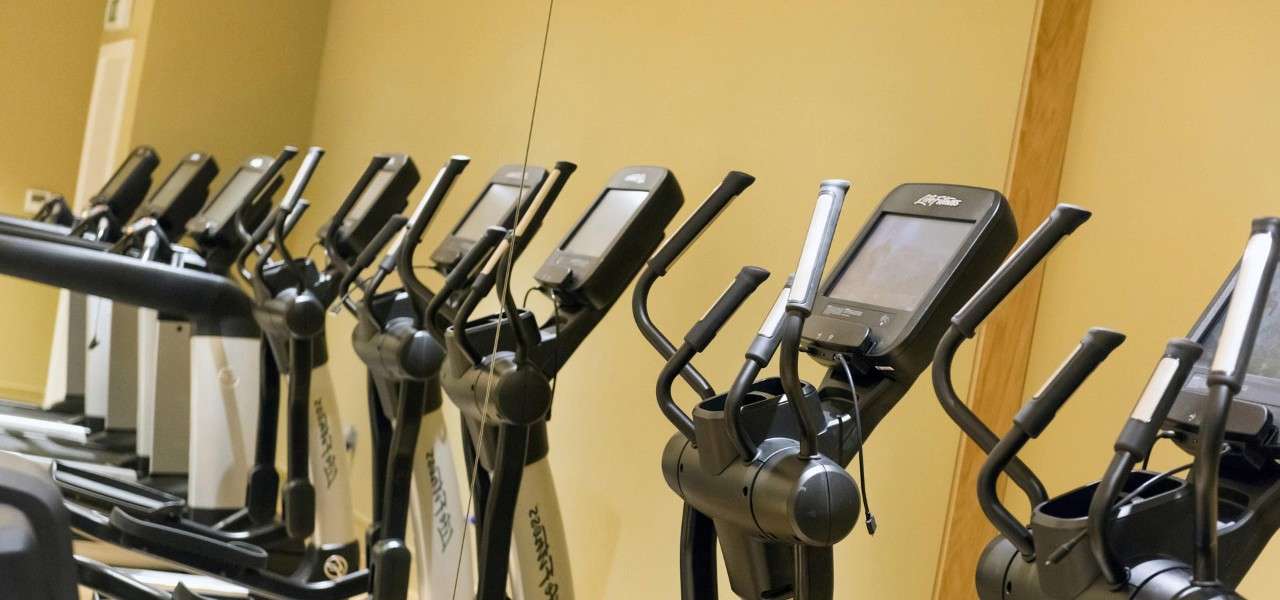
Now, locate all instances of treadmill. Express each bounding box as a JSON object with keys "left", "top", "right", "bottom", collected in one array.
[
  {"left": 0, "top": 146, "right": 159, "bottom": 417},
  {"left": 0, "top": 153, "right": 279, "bottom": 478}
]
